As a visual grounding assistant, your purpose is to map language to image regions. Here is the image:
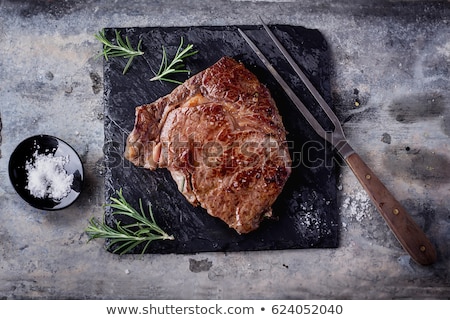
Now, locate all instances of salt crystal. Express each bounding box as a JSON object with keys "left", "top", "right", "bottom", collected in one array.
[
  {"left": 342, "top": 191, "right": 372, "bottom": 222},
  {"left": 25, "top": 152, "right": 74, "bottom": 200}
]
